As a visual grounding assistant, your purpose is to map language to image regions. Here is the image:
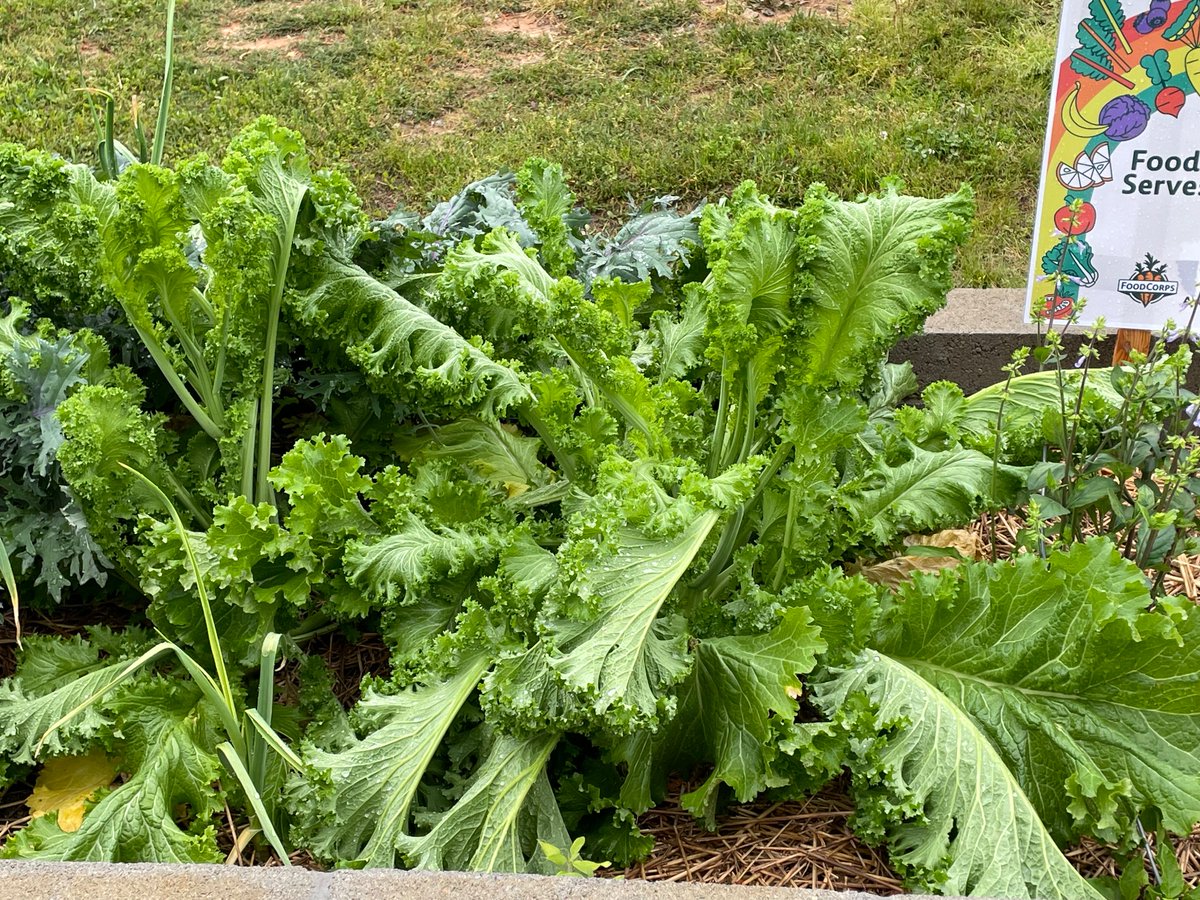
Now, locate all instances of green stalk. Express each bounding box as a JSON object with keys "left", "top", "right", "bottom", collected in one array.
[
  {"left": 241, "top": 400, "right": 259, "bottom": 501},
  {"left": 250, "top": 632, "right": 281, "bottom": 811},
  {"left": 217, "top": 742, "right": 292, "bottom": 864},
  {"left": 708, "top": 365, "right": 731, "bottom": 477},
  {"left": 771, "top": 488, "right": 799, "bottom": 592},
  {"left": 0, "top": 537, "right": 20, "bottom": 647},
  {"left": 127, "top": 318, "right": 222, "bottom": 440},
  {"left": 101, "top": 94, "right": 117, "bottom": 180},
  {"left": 255, "top": 187, "right": 305, "bottom": 508},
  {"left": 150, "top": 280, "right": 221, "bottom": 424},
  {"left": 1059, "top": 332, "right": 1100, "bottom": 539},
  {"left": 119, "top": 464, "right": 236, "bottom": 715},
  {"left": 989, "top": 369, "right": 1016, "bottom": 561},
  {"left": 151, "top": 0, "right": 176, "bottom": 166}
]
